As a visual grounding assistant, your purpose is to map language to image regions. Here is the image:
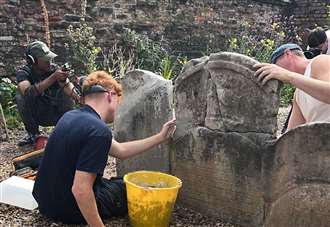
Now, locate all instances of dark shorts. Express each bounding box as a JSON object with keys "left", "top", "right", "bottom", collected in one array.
[
  {"left": 94, "top": 177, "right": 128, "bottom": 219},
  {"left": 42, "top": 177, "right": 128, "bottom": 225}
]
